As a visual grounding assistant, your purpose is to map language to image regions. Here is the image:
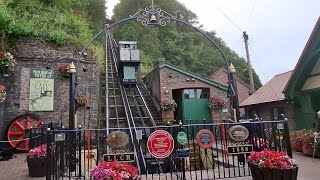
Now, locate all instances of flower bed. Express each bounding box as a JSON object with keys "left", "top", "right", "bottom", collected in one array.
[
  {"left": 302, "top": 130, "right": 320, "bottom": 157},
  {"left": 90, "top": 161, "right": 140, "bottom": 180},
  {"left": 290, "top": 129, "right": 306, "bottom": 152}
]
